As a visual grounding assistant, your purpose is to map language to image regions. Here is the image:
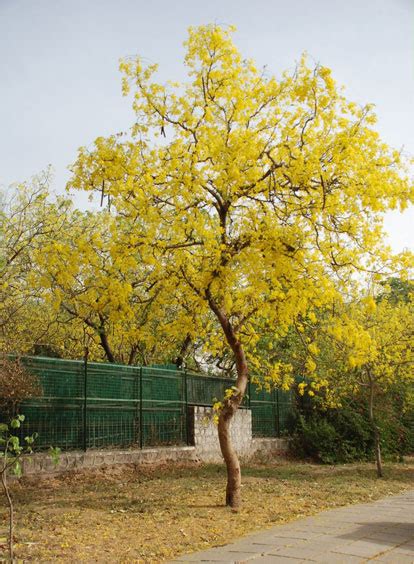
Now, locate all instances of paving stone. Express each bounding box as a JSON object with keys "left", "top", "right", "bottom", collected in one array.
[
  {"left": 247, "top": 556, "right": 307, "bottom": 563},
  {"left": 257, "top": 530, "right": 312, "bottom": 540},
  {"left": 363, "top": 530, "right": 414, "bottom": 543},
  {"left": 266, "top": 545, "right": 325, "bottom": 559},
  {"left": 238, "top": 534, "right": 306, "bottom": 547},
  {"left": 332, "top": 539, "right": 396, "bottom": 558},
  {"left": 225, "top": 542, "right": 276, "bottom": 554},
  {"left": 372, "top": 550, "right": 414, "bottom": 563},
  {"left": 386, "top": 543, "right": 414, "bottom": 556},
  {"left": 292, "top": 523, "right": 356, "bottom": 532},
  {"left": 315, "top": 555, "right": 365, "bottom": 563}
]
